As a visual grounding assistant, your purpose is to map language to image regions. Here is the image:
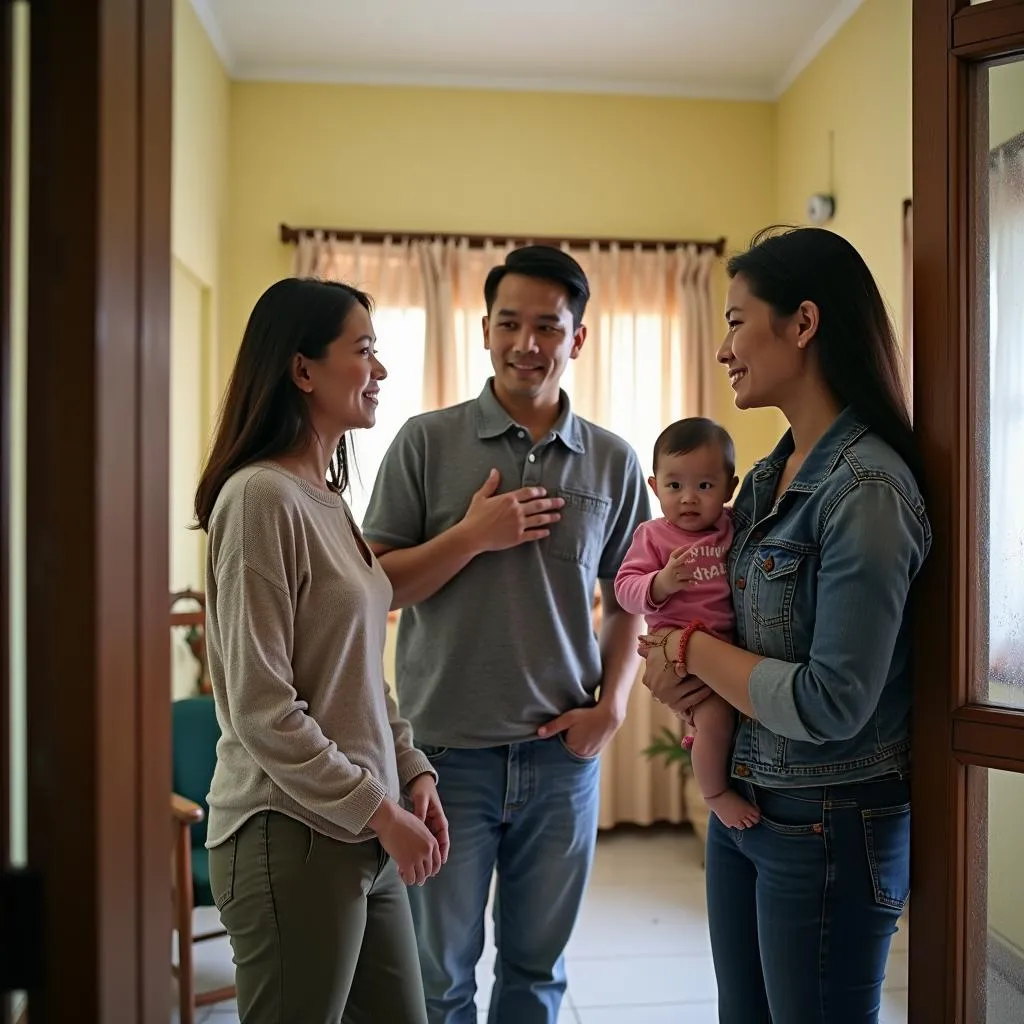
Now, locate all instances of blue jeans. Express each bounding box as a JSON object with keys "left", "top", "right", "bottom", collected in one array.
[
  {"left": 411, "top": 737, "right": 600, "bottom": 1024},
  {"left": 706, "top": 777, "right": 910, "bottom": 1024}
]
